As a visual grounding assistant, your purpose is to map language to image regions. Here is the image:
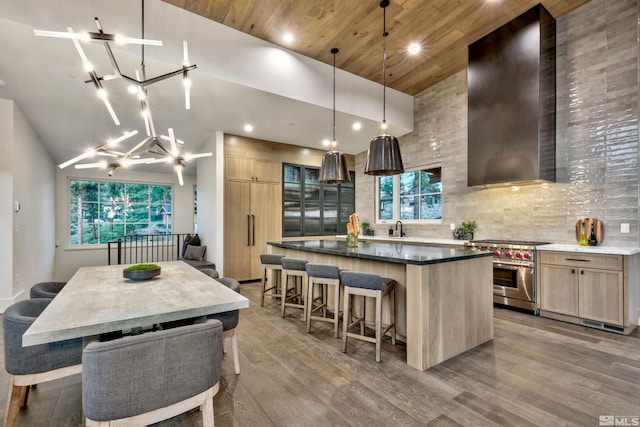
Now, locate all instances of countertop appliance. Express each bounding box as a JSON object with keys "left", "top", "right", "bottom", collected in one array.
[{"left": 465, "top": 239, "right": 551, "bottom": 312}]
